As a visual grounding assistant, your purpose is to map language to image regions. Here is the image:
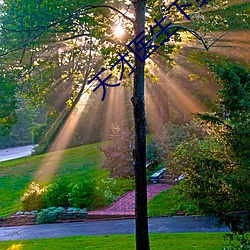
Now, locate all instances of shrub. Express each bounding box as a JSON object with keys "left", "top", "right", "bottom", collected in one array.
[
  {"left": 223, "top": 233, "right": 250, "bottom": 250},
  {"left": 68, "top": 180, "right": 94, "bottom": 209},
  {"left": 21, "top": 182, "right": 45, "bottom": 211},
  {"left": 113, "top": 177, "right": 134, "bottom": 197},
  {"left": 67, "top": 207, "right": 87, "bottom": 213},
  {"left": 43, "top": 177, "right": 71, "bottom": 208},
  {"left": 36, "top": 206, "right": 64, "bottom": 224},
  {"left": 167, "top": 135, "right": 242, "bottom": 214},
  {"left": 92, "top": 178, "right": 117, "bottom": 209},
  {"left": 93, "top": 177, "right": 134, "bottom": 209},
  {"left": 169, "top": 61, "right": 250, "bottom": 233}
]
